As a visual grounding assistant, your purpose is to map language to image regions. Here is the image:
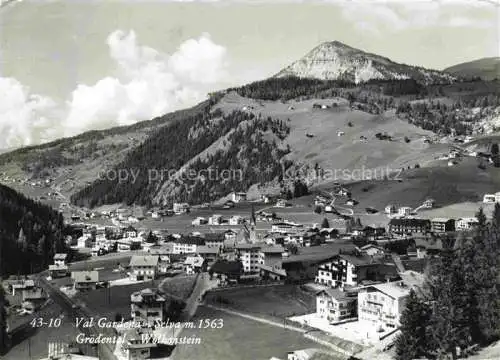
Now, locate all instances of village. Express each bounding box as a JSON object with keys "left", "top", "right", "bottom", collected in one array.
[{"left": 2, "top": 183, "right": 490, "bottom": 360}]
